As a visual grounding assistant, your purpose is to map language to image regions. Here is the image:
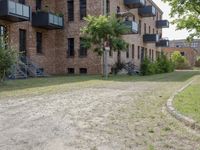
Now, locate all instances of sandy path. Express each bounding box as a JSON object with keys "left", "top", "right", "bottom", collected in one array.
[{"left": 0, "top": 81, "right": 199, "bottom": 150}]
